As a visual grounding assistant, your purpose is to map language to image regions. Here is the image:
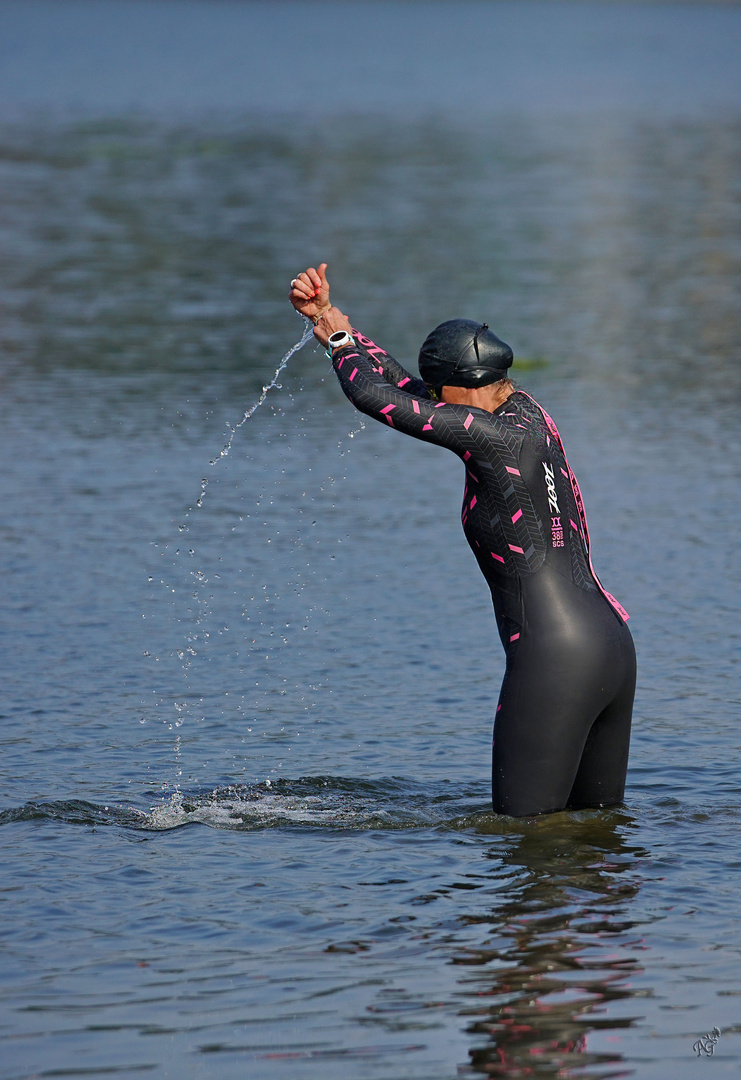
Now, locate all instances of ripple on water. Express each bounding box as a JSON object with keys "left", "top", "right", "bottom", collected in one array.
[{"left": 0, "top": 776, "right": 493, "bottom": 833}]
